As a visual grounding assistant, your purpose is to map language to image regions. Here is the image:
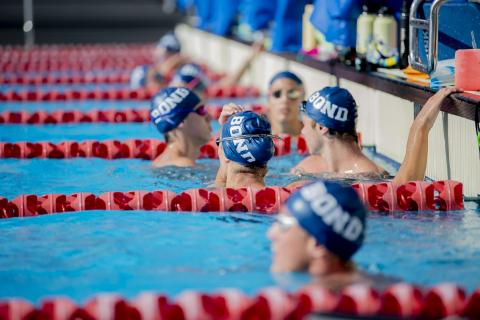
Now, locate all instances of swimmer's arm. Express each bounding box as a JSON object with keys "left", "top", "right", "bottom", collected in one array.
[
  {"left": 216, "top": 42, "right": 263, "bottom": 87},
  {"left": 393, "top": 87, "right": 461, "bottom": 185}
]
